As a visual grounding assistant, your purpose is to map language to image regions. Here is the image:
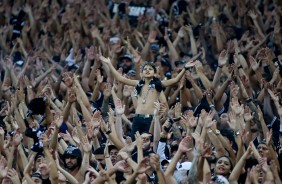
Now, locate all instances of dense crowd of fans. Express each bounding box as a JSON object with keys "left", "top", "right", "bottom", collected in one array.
[{"left": 0, "top": 0, "right": 282, "bottom": 183}]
